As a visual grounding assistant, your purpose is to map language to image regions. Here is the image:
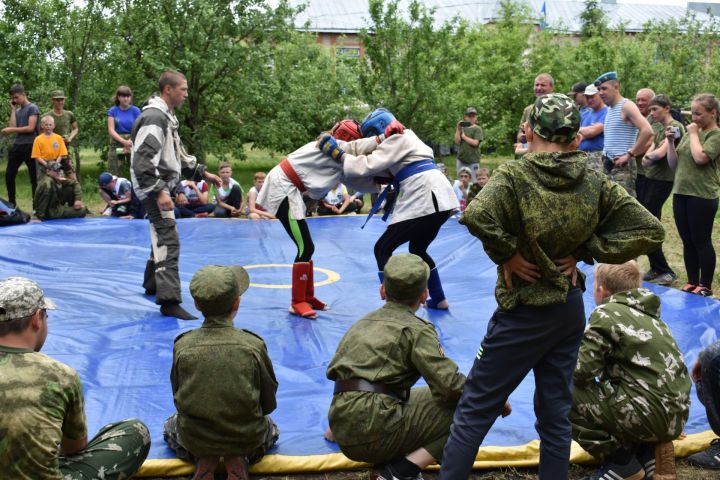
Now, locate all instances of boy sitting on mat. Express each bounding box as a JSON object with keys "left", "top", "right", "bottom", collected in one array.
[
  {"left": 570, "top": 261, "right": 691, "bottom": 480},
  {"left": 325, "top": 254, "right": 509, "bottom": 480},
  {"left": 163, "top": 265, "right": 279, "bottom": 480}
]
